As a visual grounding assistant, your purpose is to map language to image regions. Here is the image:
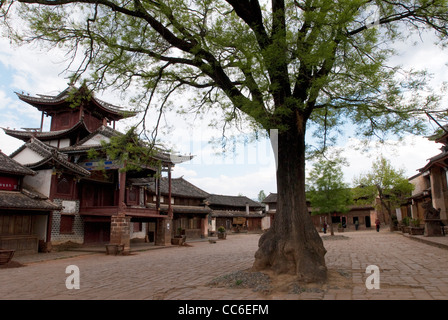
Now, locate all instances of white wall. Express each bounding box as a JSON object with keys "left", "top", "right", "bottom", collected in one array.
[
  {"left": 48, "top": 139, "right": 70, "bottom": 148},
  {"left": 33, "top": 215, "right": 48, "bottom": 241},
  {"left": 13, "top": 148, "right": 44, "bottom": 165},
  {"left": 130, "top": 223, "right": 147, "bottom": 240},
  {"left": 261, "top": 216, "right": 270, "bottom": 230},
  {"left": 23, "top": 169, "right": 52, "bottom": 197},
  {"left": 81, "top": 134, "right": 110, "bottom": 146}
]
